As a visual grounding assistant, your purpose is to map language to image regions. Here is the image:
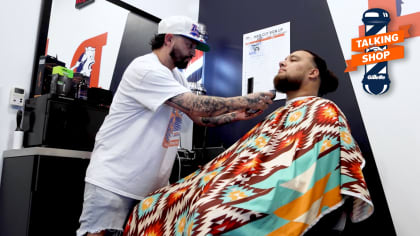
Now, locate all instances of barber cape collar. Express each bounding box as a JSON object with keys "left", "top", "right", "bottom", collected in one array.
[{"left": 158, "top": 15, "right": 210, "bottom": 52}]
